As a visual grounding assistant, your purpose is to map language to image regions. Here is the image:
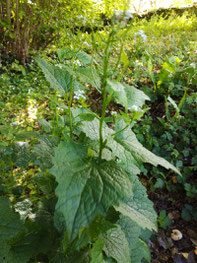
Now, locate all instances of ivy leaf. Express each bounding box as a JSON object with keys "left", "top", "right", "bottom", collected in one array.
[
  {"left": 119, "top": 216, "right": 151, "bottom": 263},
  {"left": 102, "top": 226, "right": 131, "bottom": 263},
  {"left": 51, "top": 140, "right": 133, "bottom": 242},
  {"left": 90, "top": 238, "right": 104, "bottom": 263},
  {"left": 114, "top": 120, "right": 180, "bottom": 175},
  {"left": 115, "top": 175, "right": 157, "bottom": 231},
  {"left": 158, "top": 210, "right": 171, "bottom": 229}
]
